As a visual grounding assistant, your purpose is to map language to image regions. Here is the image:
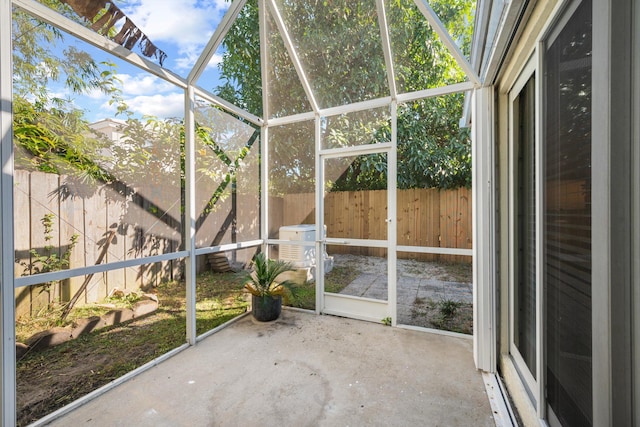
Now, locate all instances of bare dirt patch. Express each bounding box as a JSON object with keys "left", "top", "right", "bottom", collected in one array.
[
  {"left": 410, "top": 297, "right": 473, "bottom": 334},
  {"left": 333, "top": 254, "right": 473, "bottom": 334},
  {"left": 334, "top": 254, "right": 472, "bottom": 283}
]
